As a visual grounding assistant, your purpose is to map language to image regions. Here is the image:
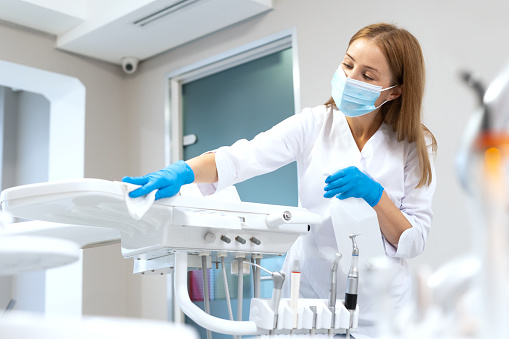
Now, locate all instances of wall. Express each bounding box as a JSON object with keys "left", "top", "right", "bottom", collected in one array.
[
  {"left": 0, "top": 87, "right": 18, "bottom": 191},
  {"left": 0, "top": 87, "right": 50, "bottom": 314},
  {"left": 0, "top": 23, "right": 144, "bottom": 318},
  {"left": 0, "top": 22, "right": 128, "bottom": 181},
  {"left": 125, "top": 0, "right": 509, "bottom": 271},
  {"left": 16, "top": 91, "right": 50, "bottom": 185},
  {"left": 81, "top": 243, "right": 129, "bottom": 317},
  {"left": 81, "top": 242, "right": 167, "bottom": 319},
  {"left": 0, "top": 88, "right": 50, "bottom": 188}
]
